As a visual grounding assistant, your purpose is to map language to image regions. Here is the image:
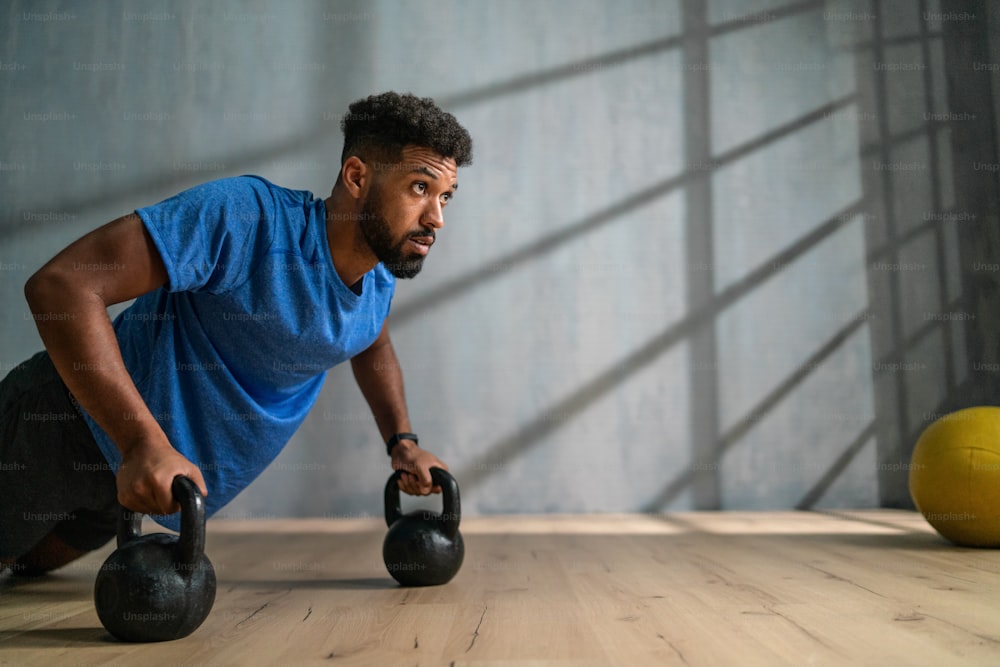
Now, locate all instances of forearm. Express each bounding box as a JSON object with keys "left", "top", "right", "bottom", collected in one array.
[
  {"left": 352, "top": 328, "right": 448, "bottom": 495},
  {"left": 25, "top": 277, "right": 164, "bottom": 454},
  {"left": 350, "top": 338, "right": 412, "bottom": 443}
]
